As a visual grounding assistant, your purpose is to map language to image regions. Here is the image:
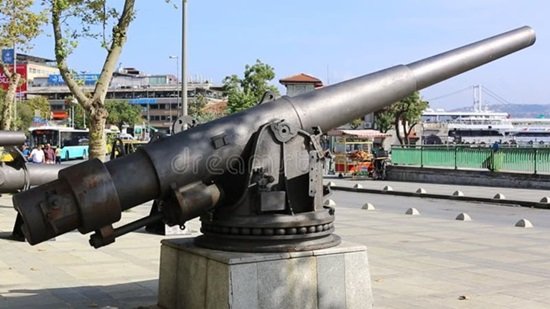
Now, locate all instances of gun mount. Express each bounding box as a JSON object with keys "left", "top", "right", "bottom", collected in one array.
[{"left": 13, "top": 27, "right": 535, "bottom": 251}]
